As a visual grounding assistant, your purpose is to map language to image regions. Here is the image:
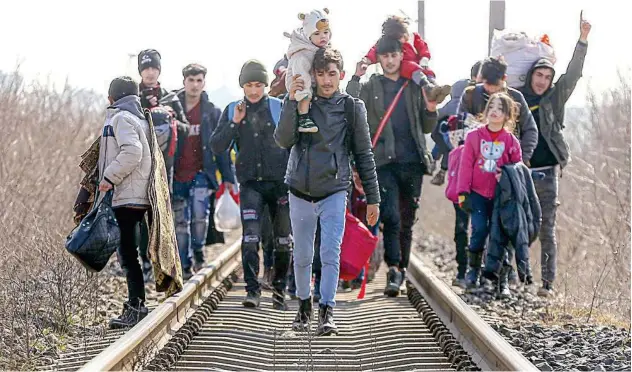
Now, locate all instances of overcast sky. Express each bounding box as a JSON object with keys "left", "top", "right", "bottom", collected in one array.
[{"left": 1, "top": 0, "right": 629, "bottom": 108}]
